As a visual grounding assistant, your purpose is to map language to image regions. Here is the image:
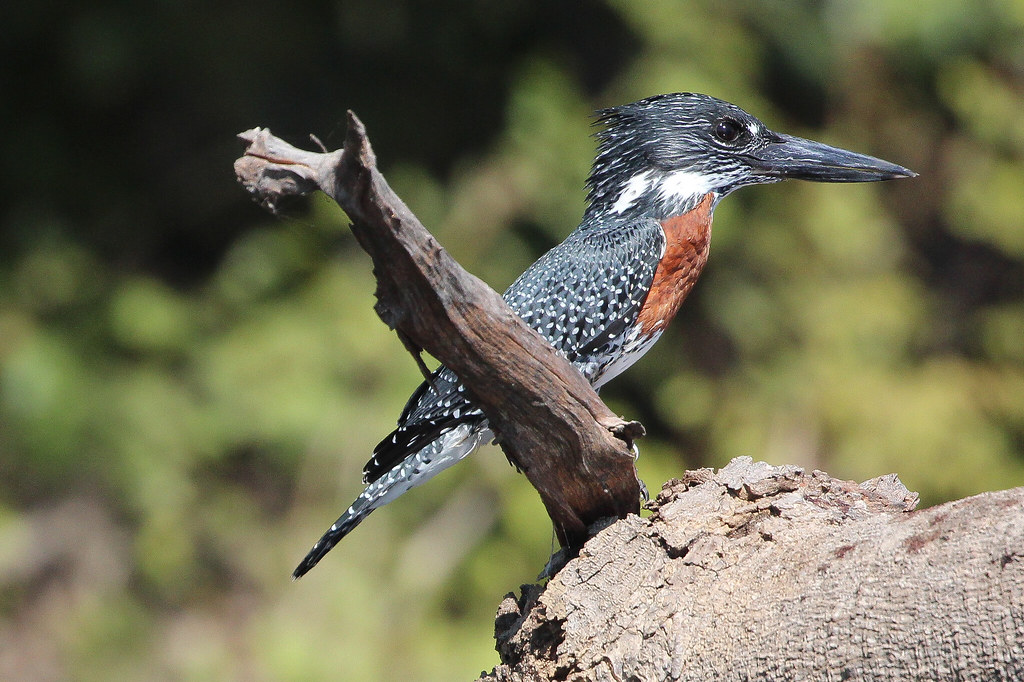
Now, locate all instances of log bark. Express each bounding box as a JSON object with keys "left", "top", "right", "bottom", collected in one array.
[
  {"left": 479, "top": 457, "right": 1024, "bottom": 681},
  {"left": 234, "top": 116, "right": 643, "bottom": 549}
]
